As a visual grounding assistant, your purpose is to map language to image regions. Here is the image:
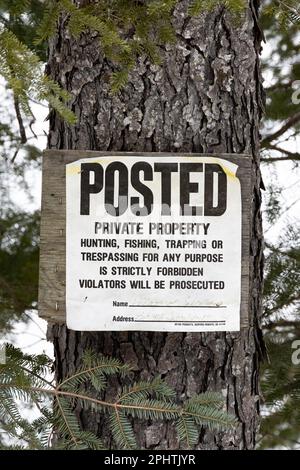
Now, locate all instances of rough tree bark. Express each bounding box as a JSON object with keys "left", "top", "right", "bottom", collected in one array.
[{"left": 47, "top": 0, "right": 265, "bottom": 449}]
